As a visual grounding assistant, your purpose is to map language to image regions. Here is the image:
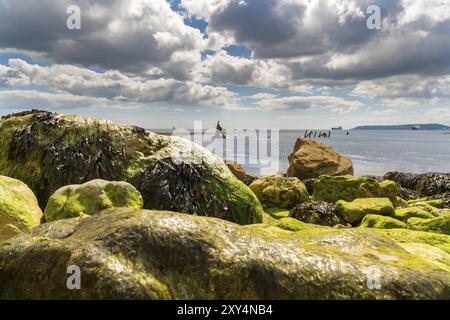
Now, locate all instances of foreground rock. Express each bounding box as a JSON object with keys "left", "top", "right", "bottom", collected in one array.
[
  {"left": 249, "top": 175, "right": 310, "bottom": 209},
  {"left": 289, "top": 201, "right": 343, "bottom": 227},
  {"left": 1, "top": 209, "right": 449, "bottom": 299},
  {"left": 384, "top": 172, "right": 450, "bottom": 197},
  {"left": 287, "top": 138, "right": 353, "bottom": 180},
  {"left": 0, "top": 110, "right": 263, "bottom": 225},
  {"left": 0, "top": 176, "right": 43, "bottom": 241},
  {"left": 44, "top": 179, "right": 143, "bottom": 222}
]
